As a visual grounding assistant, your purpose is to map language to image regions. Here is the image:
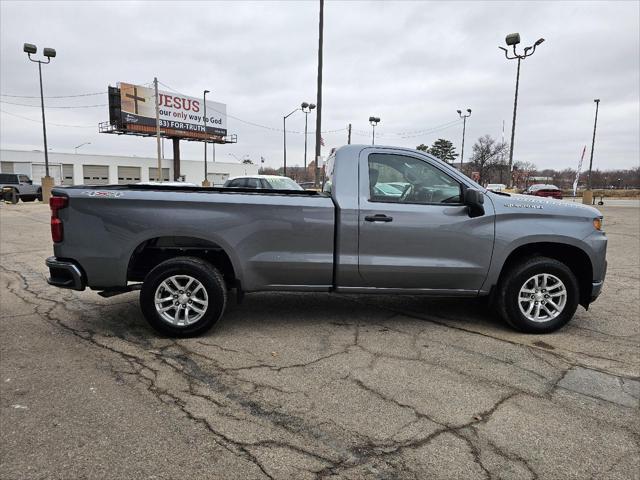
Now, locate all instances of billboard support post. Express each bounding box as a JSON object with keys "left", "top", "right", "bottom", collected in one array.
[
  {"left": 173, "top": 138, "right": 180, "bottom": 181},
  {"left": 154, "top": 77, "right": 162, "bottom": 182}
]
